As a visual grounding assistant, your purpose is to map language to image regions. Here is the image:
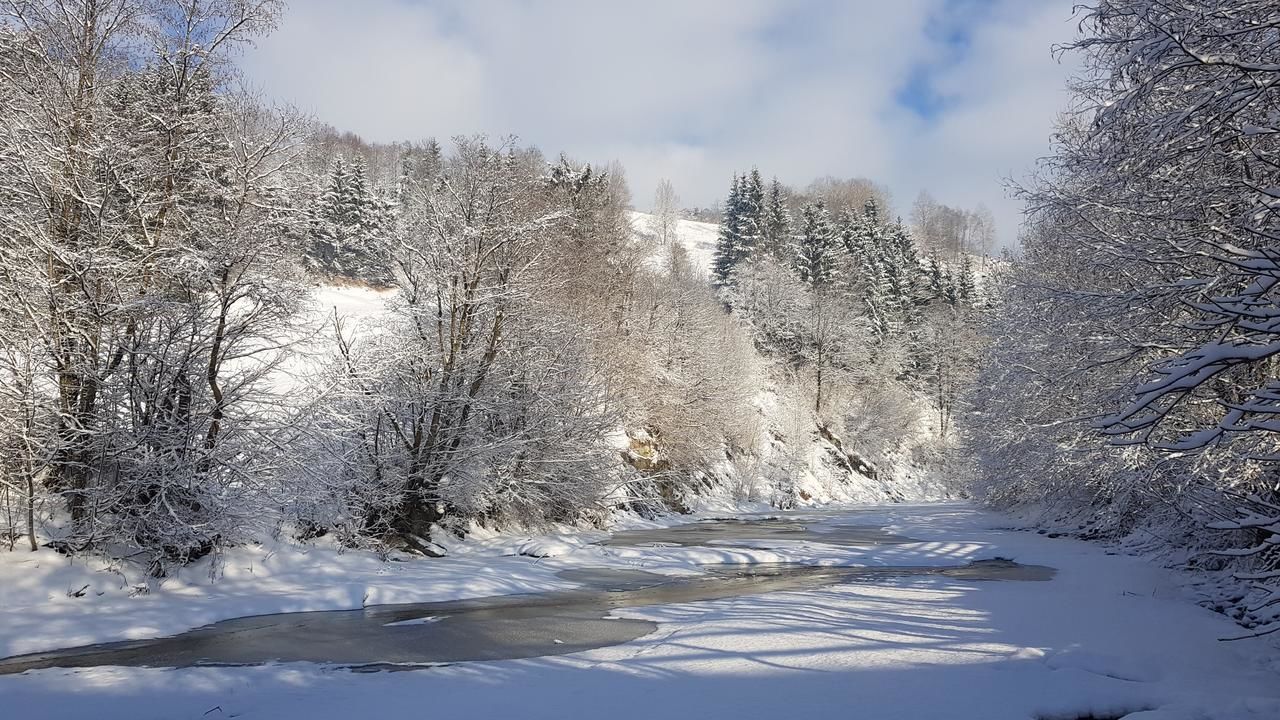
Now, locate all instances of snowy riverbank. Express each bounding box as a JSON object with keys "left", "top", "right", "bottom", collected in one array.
[{"left": 2, "top": 503, "right": 1278, "bottom": 719}]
